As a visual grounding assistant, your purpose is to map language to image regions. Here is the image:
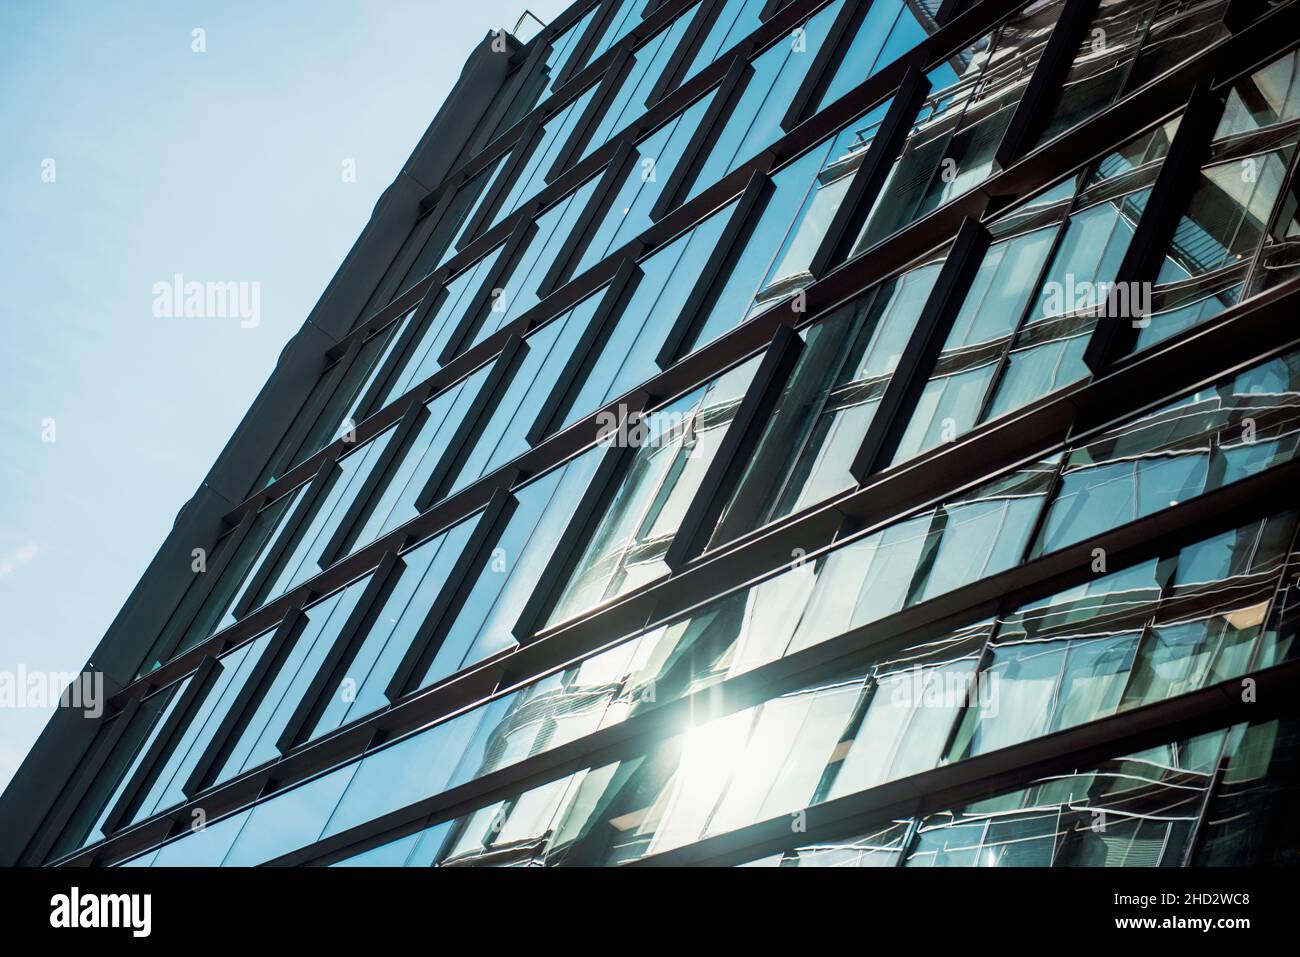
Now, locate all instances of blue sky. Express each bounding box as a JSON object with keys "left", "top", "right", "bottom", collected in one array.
[{"left": 0, "top": 0, "right": 569, "bottom": 793}]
